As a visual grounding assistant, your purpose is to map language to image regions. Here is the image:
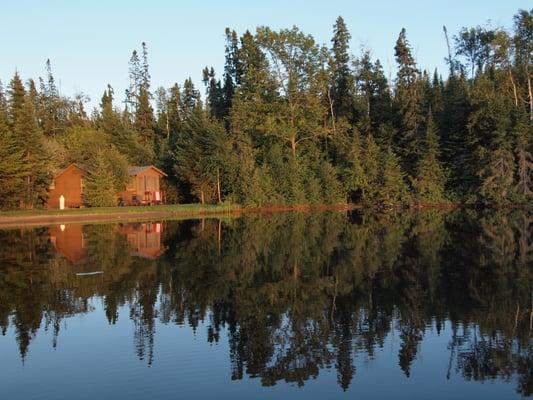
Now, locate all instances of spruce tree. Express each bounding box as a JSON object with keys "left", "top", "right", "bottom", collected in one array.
[
  {"left": 394, "top": 28, "right": 422, "bottom": 177},
  {"left": 330, "top": 16, "right": 353, "bottom": 121},
  {"left": 361, "top": 134, "right": 381, "bottom": 202},
  {"left": 84, "top": 151, "right": 117, "bottom": 207},
  {"left": 379, "top": 146, "right": 410, "bottom": 205},
  {"left": 513, "top": 112, "right": 533, "bottom": 200},
  {"left": 8, "top": 73, "right": 49, "bottom": 208},
  {"left": 0, "top": 83, "right": 25, "bottom": 208},
  {"left": 134, "top": 85, "right": 155, "bottom": 150},
  {"left": 343, "top": 132, "right": 367, "bottom": 203},
  {"left": 412, "top": 111, "right": 446, "bottom": 203}
]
